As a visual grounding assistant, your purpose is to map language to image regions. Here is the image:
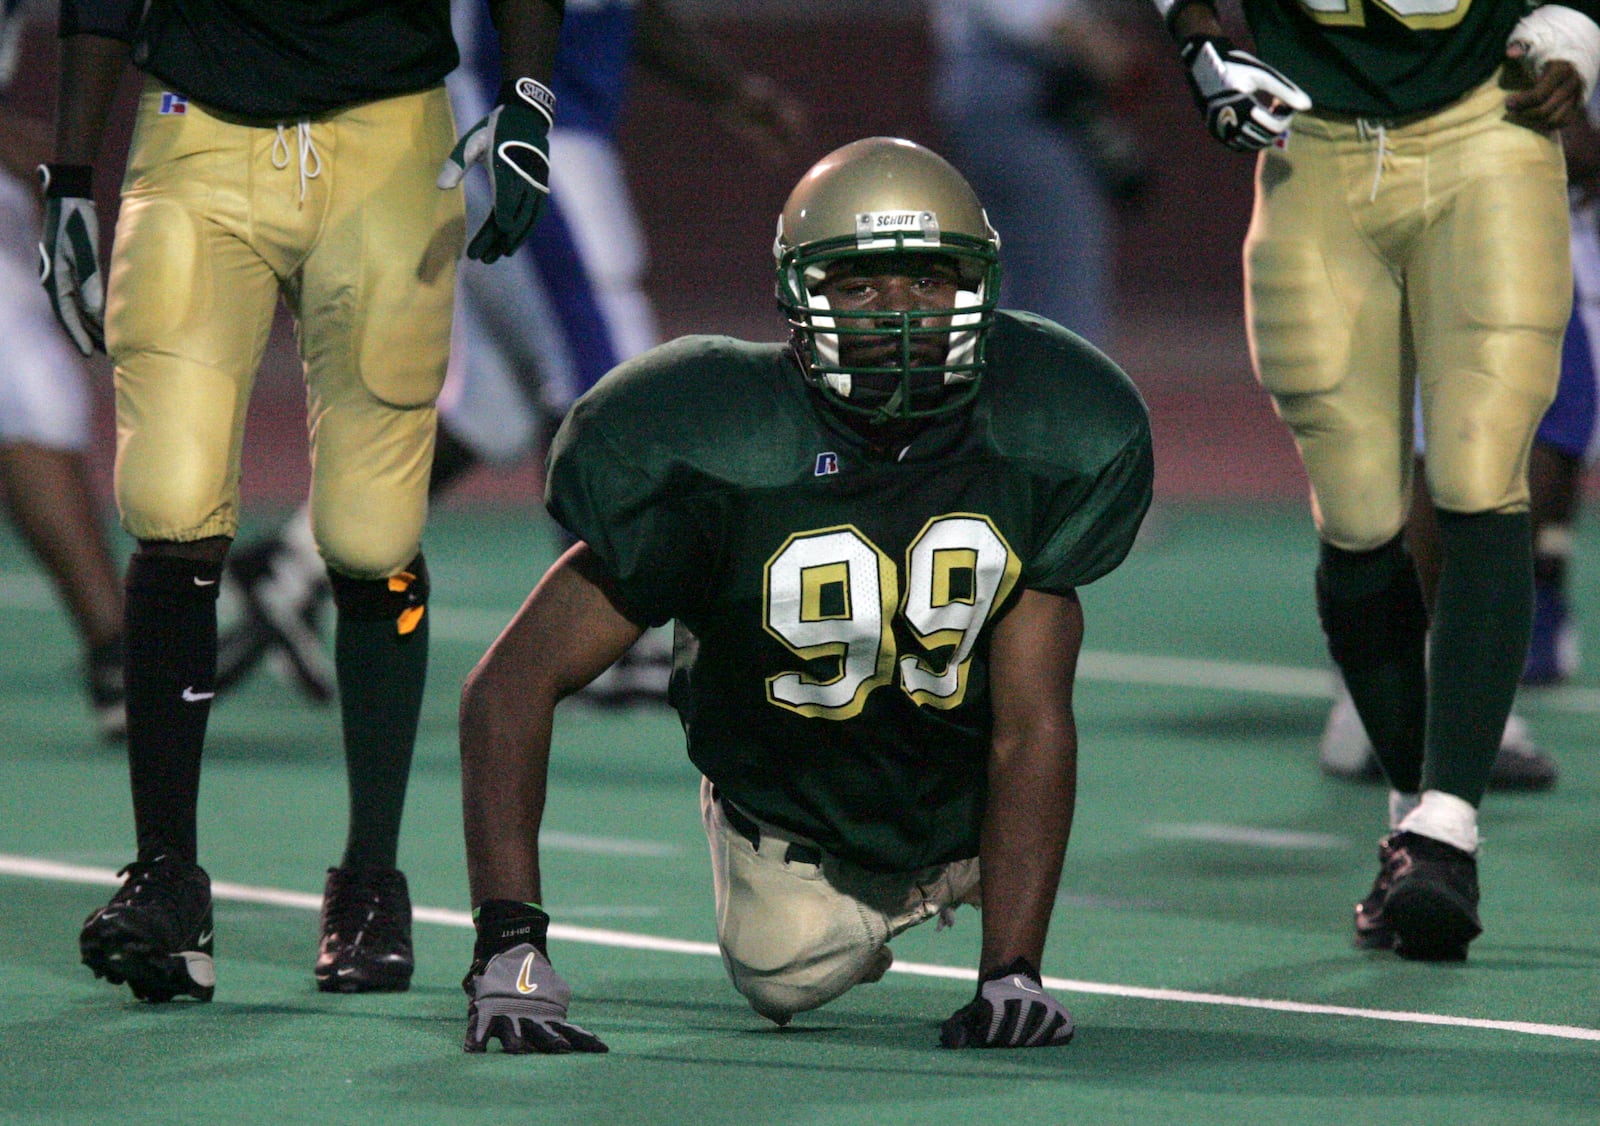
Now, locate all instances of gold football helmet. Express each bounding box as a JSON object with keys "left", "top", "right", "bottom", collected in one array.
[{"left": 774, "top": 137, "right": 1001, "bottom": 424}]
